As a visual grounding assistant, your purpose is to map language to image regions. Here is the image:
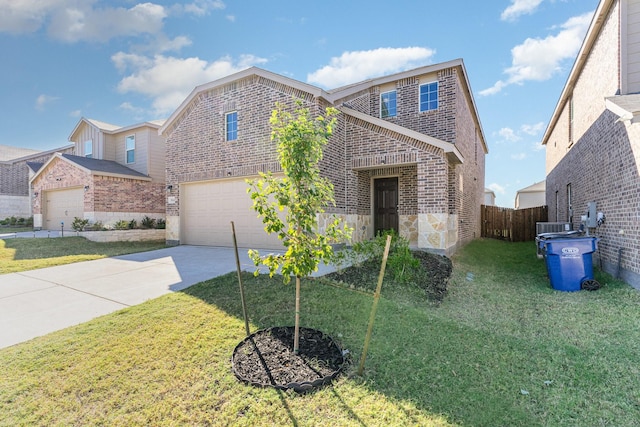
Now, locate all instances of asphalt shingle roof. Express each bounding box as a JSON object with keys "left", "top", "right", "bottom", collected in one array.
[{"left": 62, "top": 154, "right": 149, "bottom": 179}]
